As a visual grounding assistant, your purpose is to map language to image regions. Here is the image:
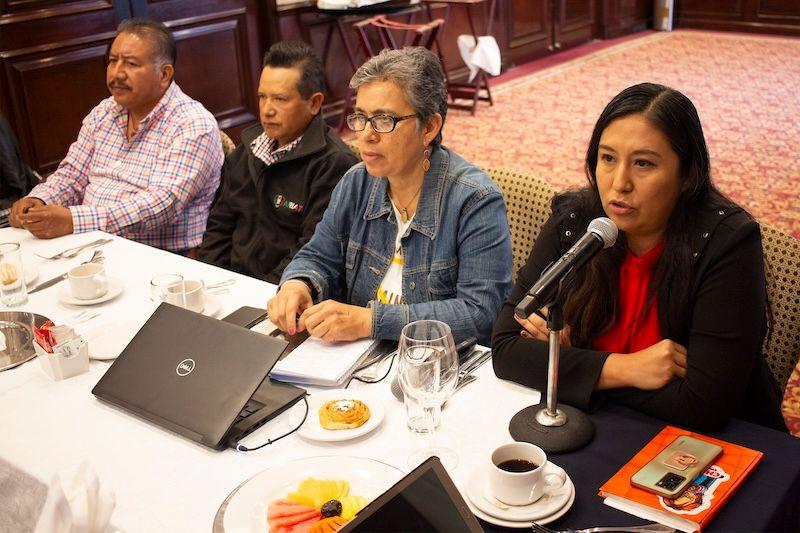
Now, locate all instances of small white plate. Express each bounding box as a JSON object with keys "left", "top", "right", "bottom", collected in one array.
[
  {"left": 57, "top": 278, "right": 124, "bottom": 306},
  {"left": 288, "top": 388, "right": 384, "bottom": 442},
  {"left": 201, "top": 293, "right": 221, "bottom": 317},
  {"left": 24, "top": 265, "right": 38, "bottom": 286},
  {"left": 465, "top": 463, "right": 575, "bottom": 527},
  {"left": 84, "top": 321, "right": 140, "bottom": 360}
]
